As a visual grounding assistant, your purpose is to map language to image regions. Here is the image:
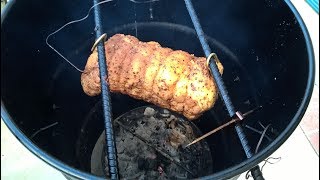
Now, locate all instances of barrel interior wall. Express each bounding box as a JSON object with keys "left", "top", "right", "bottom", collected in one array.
[{"left": 1, "top": 0, "right": 311, "bottom": 175}]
